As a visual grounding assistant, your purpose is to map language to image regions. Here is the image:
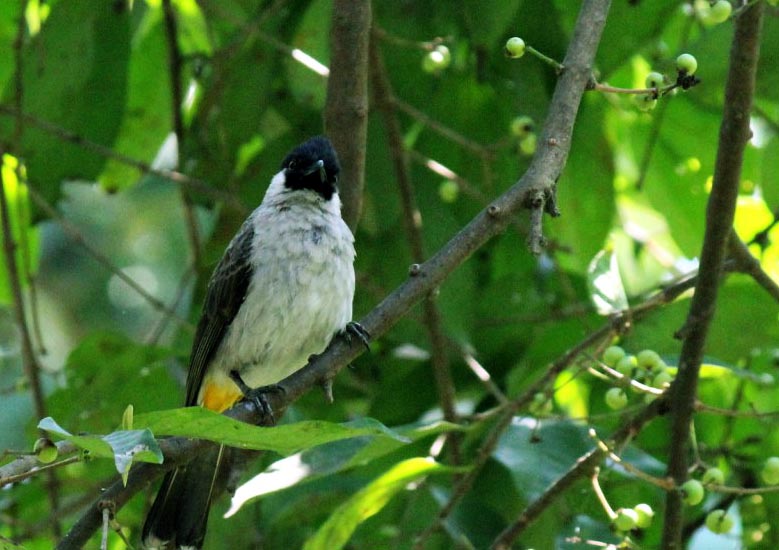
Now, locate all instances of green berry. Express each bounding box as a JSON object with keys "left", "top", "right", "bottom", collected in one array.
[
  {"left": 434, "top": 45, "right": 451, "bottom": 68},
  {"left": 637, "top": 349, "right": 662, "bottom": 369},
  {"left": 519, "top": 133, "right": 537, "bottom": 156},
  {"left": 633, "top": 94, "right": 657, "bottom": 112},
  {"left": 34, "top": 437, "right": 58, "bottom": 464},
  {"left": 510, "top": 115, "right": 535, "bottom": 139},
  {"left": 702, "top": 467, "right": 725, "bottom": 486},
  {"left": 761, "top": 456, "right": 779, "bottom": 485},
  {"left": 438, "top": 180, "right": 459, "bottom": 203},
  {"left": 505, "top": 37, "right": 526, "bottom": 58},
  {"left": 705, "top": 510, "right": 734, "bottom": 534},
  {"left": 613, "top": 508, "right": 639, "bottom": 531},
  {"left": 706, "top": 1, "right": 732, "bottom": 24},
  {"left": 681, "top": 479, "right": 704, "bottom": 505},
  {"left": 605, "top": 387, "right": 628, "bottom": 410},
  {"left": 602, "top": 346, "right": 626, "bottom": 367},
  {"left": 421, "top": 54, "right": 438, "bottom": 74},
  {"left": 529, "top": 392, "right": 553, "bottom": 416},
  {"left": 616, "top": 355, "right": 638, "bottom": 377},
  {"left": 645, "top": 71, "right": 664, "bottom": 89},
  {"left": 633, "top": 503, "right": 654, "bottom": 529},
  {"left": 422, "top": 46, "right": 451, "bottom": 74},
  {"left": 651, "top": 370, "right": 673, "bottom": 389},
  {"left": 676, "top": 53, "right": 698, "bottom": 75}
]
